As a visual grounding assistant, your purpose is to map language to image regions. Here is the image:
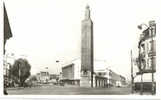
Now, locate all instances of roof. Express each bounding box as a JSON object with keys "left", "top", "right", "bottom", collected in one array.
[{"left": 62, "top": 63, "right": 74, "bottom": 69}]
